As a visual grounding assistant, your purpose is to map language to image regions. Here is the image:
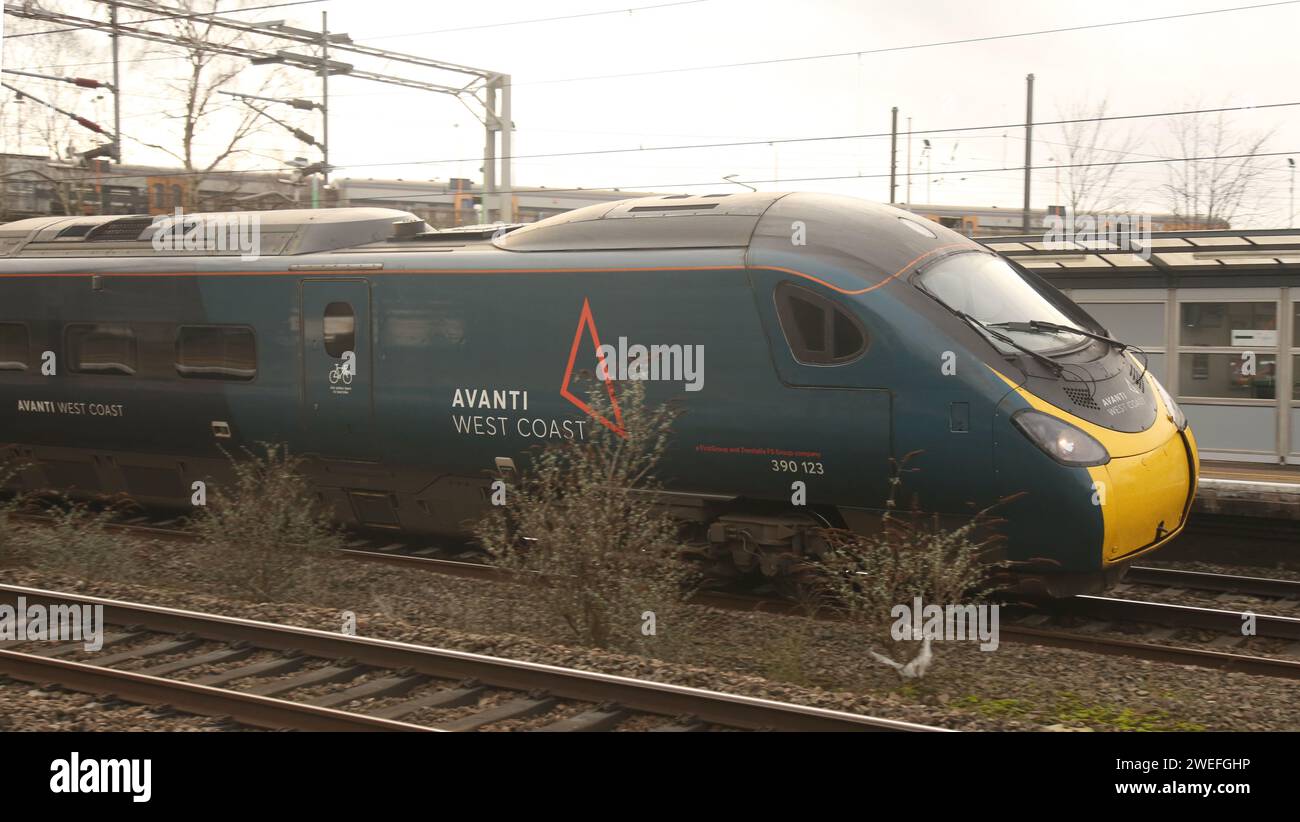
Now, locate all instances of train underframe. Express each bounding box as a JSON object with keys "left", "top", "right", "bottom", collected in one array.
[{"left": 2, "top": 442, "right": 1134, "bottom": 598}]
